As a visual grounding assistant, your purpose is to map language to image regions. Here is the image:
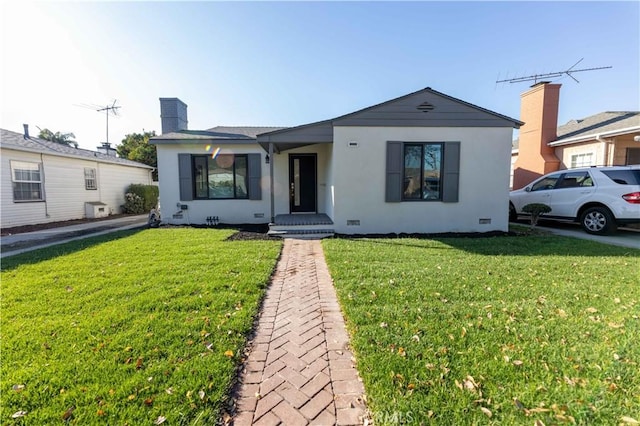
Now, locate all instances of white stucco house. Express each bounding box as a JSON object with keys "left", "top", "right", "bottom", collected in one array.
[
  {"left": 1, "top": 127, "right": 154, "bottom": 229},
  {"left": 151, "top": 87, "right": 522, "bottom": 236}
]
